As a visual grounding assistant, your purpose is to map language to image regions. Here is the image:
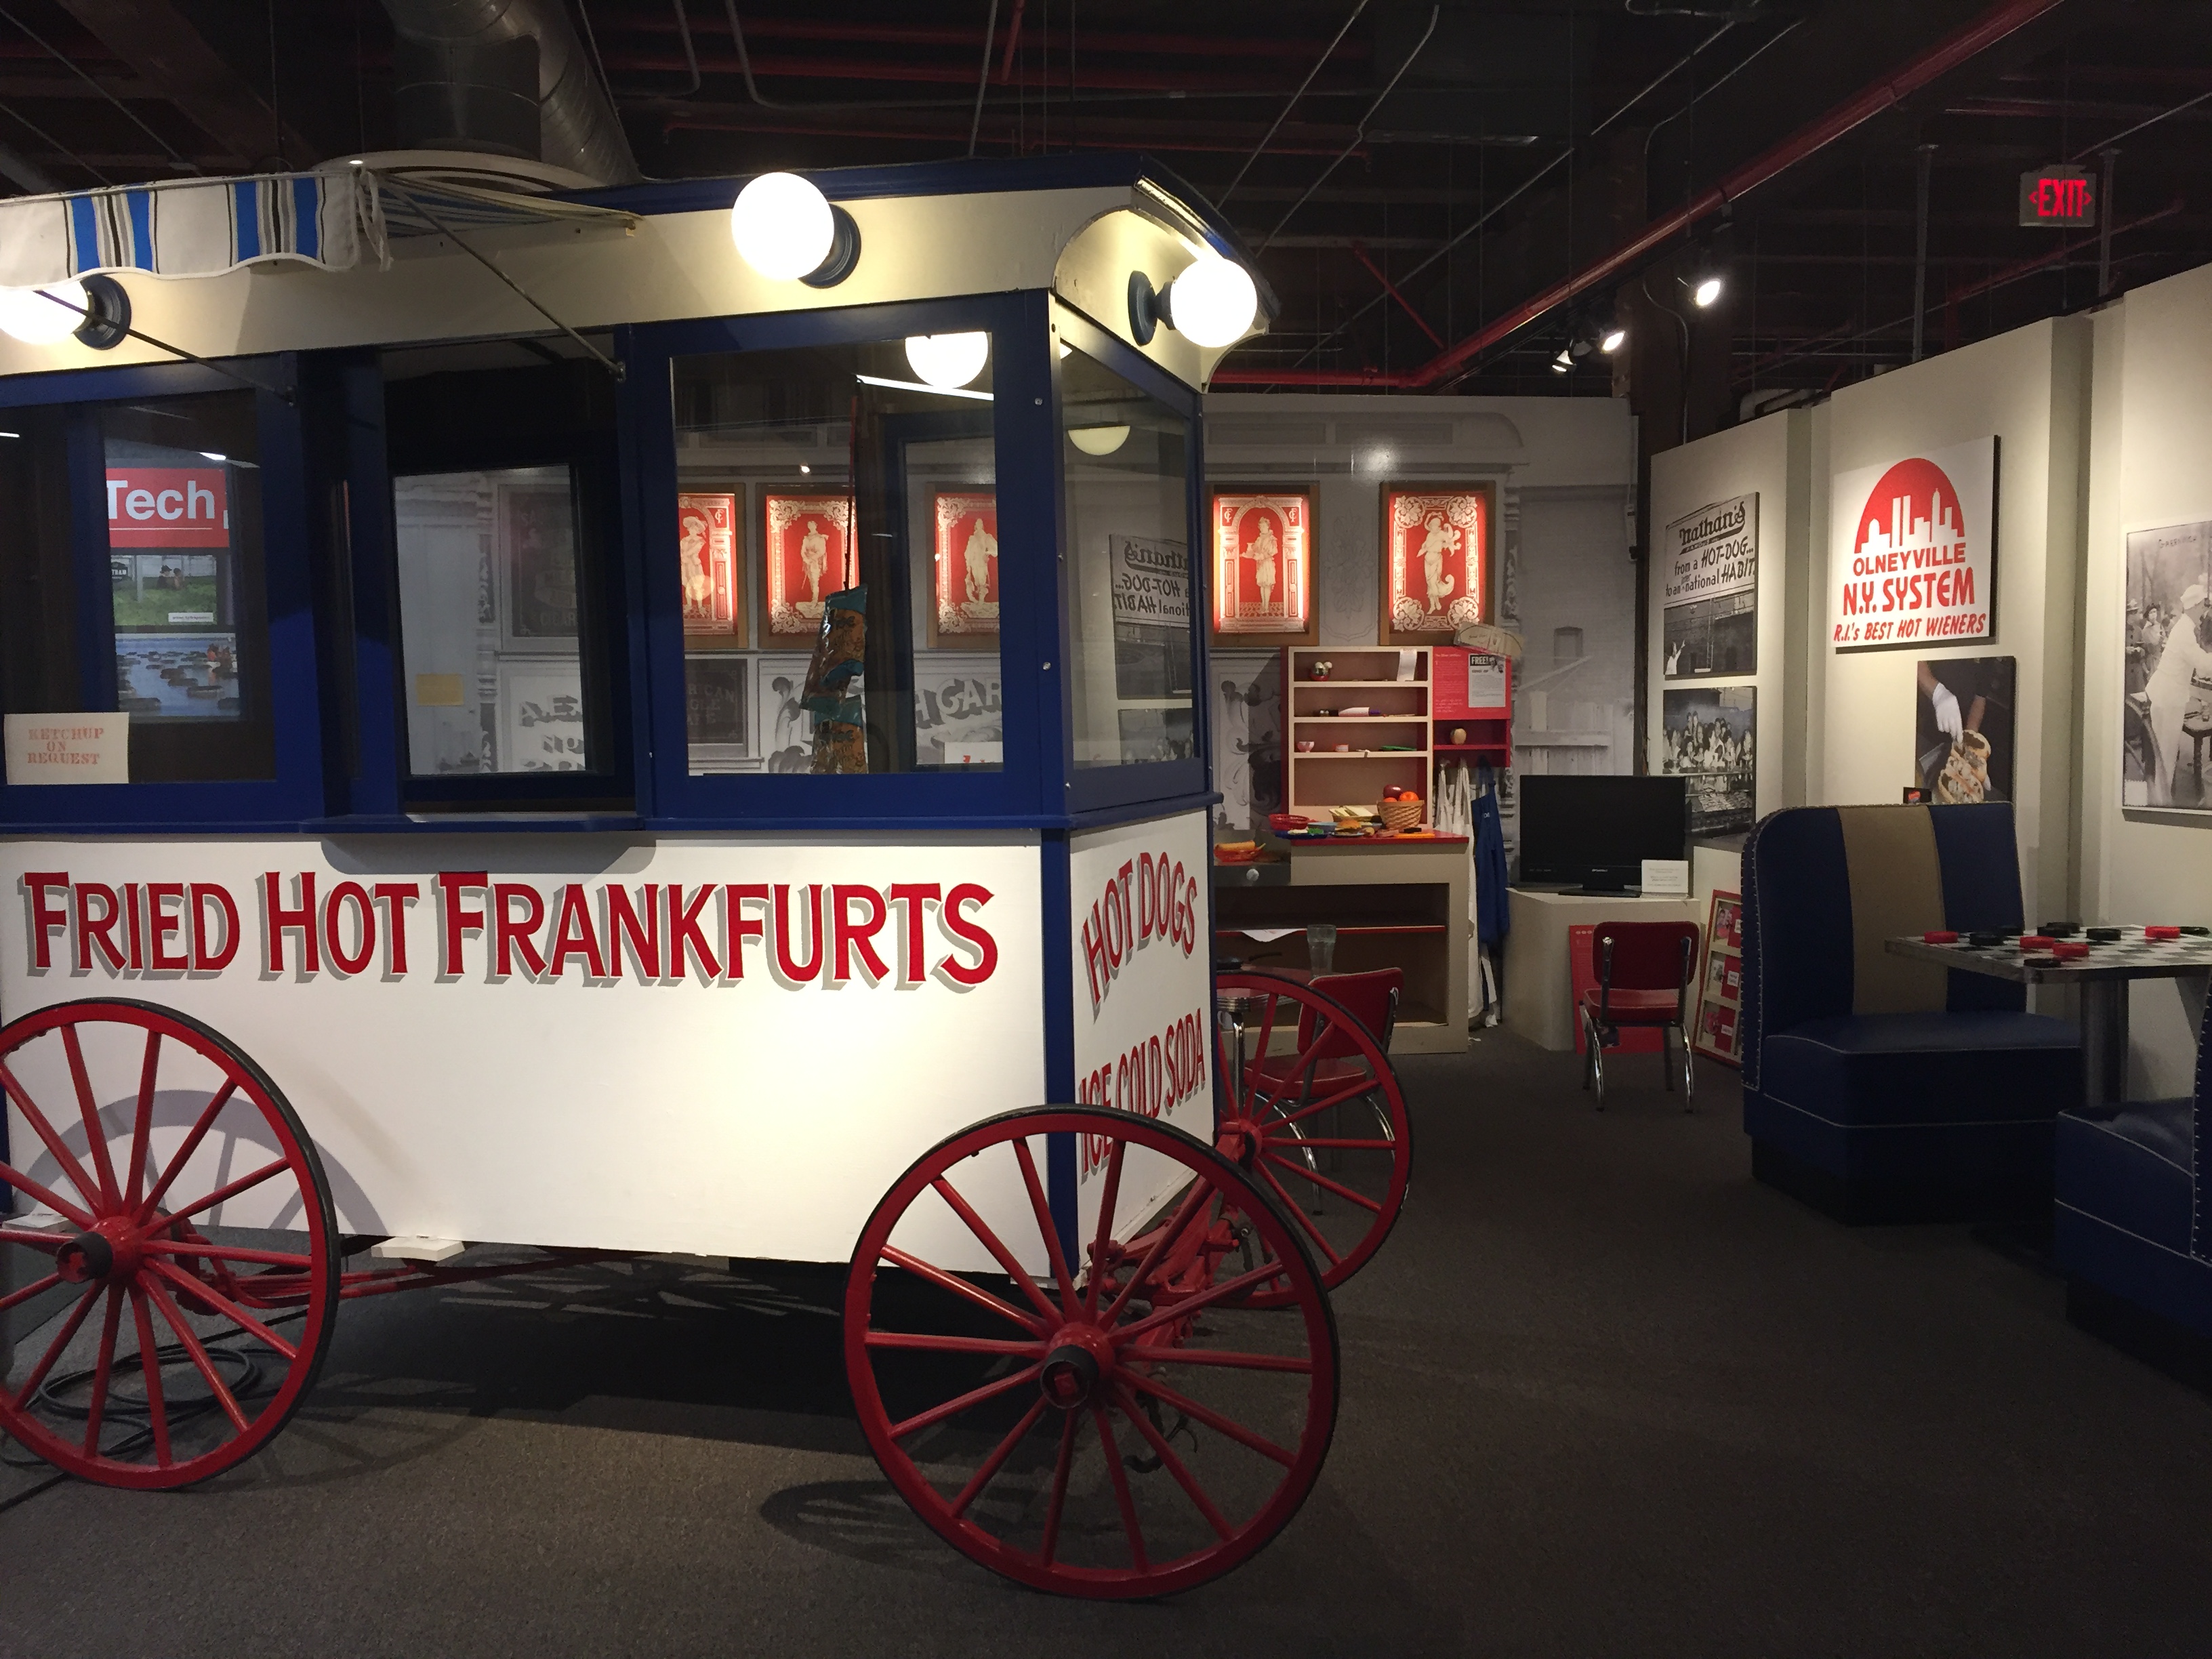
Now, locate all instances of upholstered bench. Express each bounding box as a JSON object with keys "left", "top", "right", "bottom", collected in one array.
[
  {"left": 2055, "top": 1007, "right": 2211, "bottom": 1340},
  {"left": 1741, "top": 802, "right": 2081, "bottom": 1222}
]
